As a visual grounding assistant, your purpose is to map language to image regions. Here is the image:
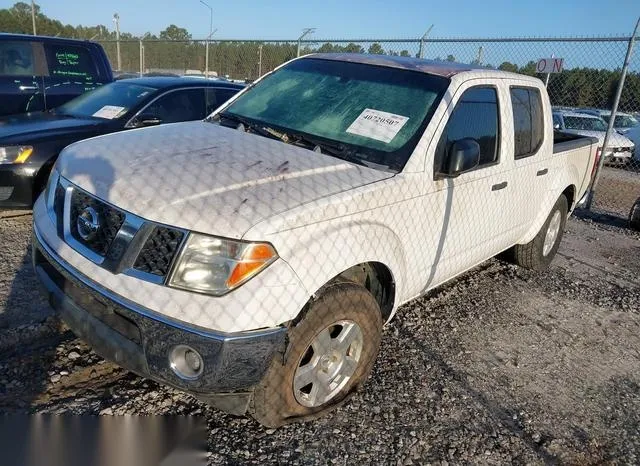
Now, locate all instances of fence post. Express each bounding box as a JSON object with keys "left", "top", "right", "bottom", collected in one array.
[
  {"left": 297, "top": 28, "right": 315, "bottom": 57},
  {"left": 139, "top": 40, "right": 143, "bottom": 76},
  {"left": 586, "top": 17, "right": 640, "bottom": 210},
  {"left": 418, "top": 25, "right": 434, "bottom": 59}
]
